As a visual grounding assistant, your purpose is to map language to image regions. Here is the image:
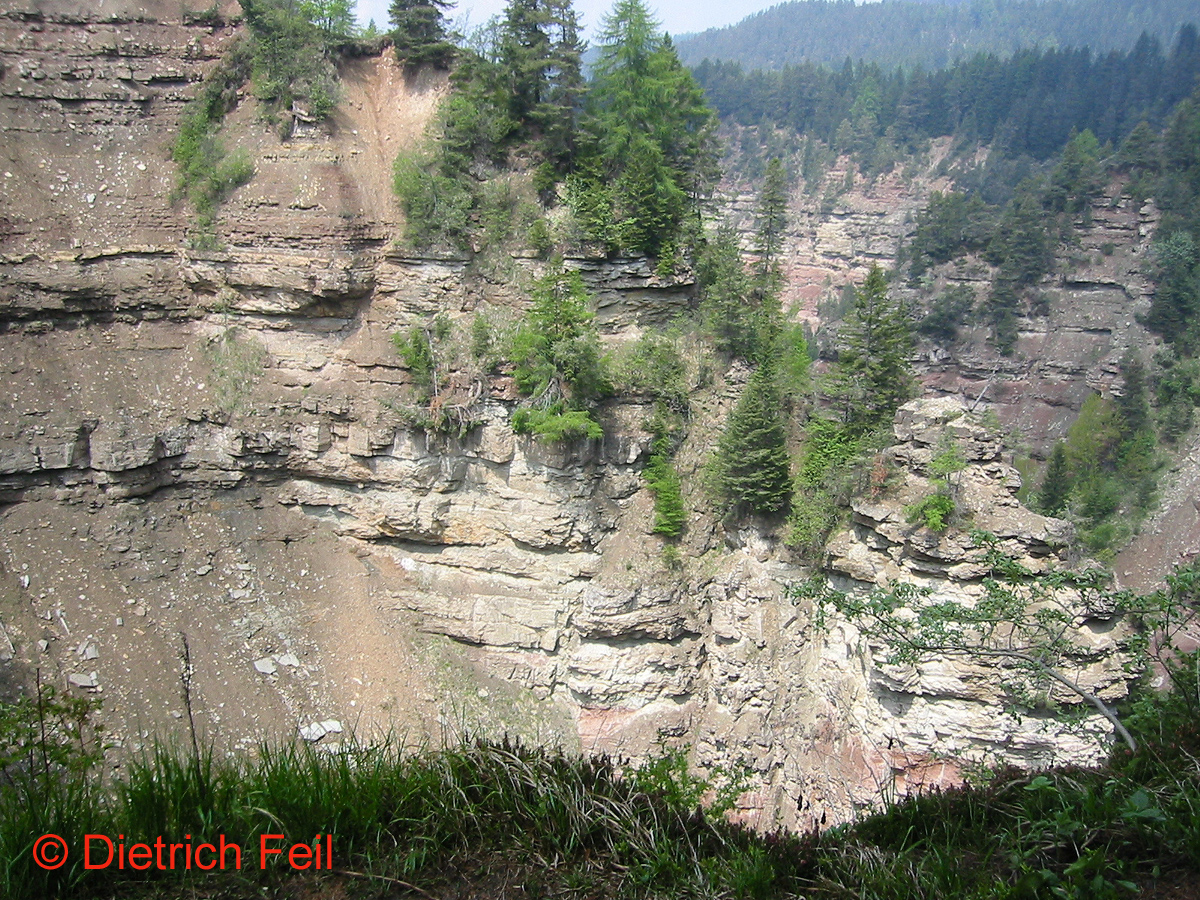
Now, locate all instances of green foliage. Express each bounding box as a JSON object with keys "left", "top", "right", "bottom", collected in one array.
[
  {"left": 753, "top": 157, "right": 789, "bottom": 292},
  {"left": 613, "top": 329, "right": 689, "bottom": 414},
  {"left": 829, "top": 265, "right": 915, "bottom": 433},
  {"left": 644, "top": 430, "right": 686, "bottom": 537},
  {"left": 507, "top": 262, "right": 610, "bottom": 442},
  {"left": 1047, "top": 388, "right": 1159, "bottom": 557},
  {"left": 698, "top": 222, "right": 757, "bottom": 360},
  {"left": 1039, "top": 442, "right": 1072, "bottom": 515},
  {"left": 389, "top": 0, "right": 456, "bottom": 70},
  {"left": 907, "top": 191, "right": 993, "bottom": 279},
  {"left": 918, "top": 284, "right": 976, "bottom": 342},
  {"left": 798, "top": 531, "right": 1145, "bottom": 751},
  {"left": 905, "top": 491, "right": 956, "bottom": 532},
  {"left": 499, "top": 0, "right": 586, "bottom": 167},
  {"left": 714, "top": 361, "right": 791, "bottom": 515},
  {"left": 681, "top": 1, "right": 1200, "bottom": 71},
  {"left": 240, "top": 0, "right": 342, "bottom": 127},
  {"left": 301, "top": 0, "right": 355, "bottom": 36},
  {"left": 511, "top": 404, "right": 603, "bottom": 441},
  {"left": 5, "top": 665, "right": 1200, "bottom": 898},
  {"left": 577, "top": 0, "right": 718, "bottom": 257},
  {"left": 1046, "top": 129, "right": 1104, "bottom": 216},
  {"left": 170, "top": 39, "right": 255, "bottom": 244},
  {"left": 785, "top": 486, "right": 840, "bottom": 557},
  {"left": 394, "top": 326, "right": 436, "bottom": 398},
  {"left": 905, "top": 436, "right": 967, "bottom": 532},
  {"left": 512, "top": 262, "right": 609, "bottom": 403},
  {"left": 393, "top": 149, "right": 474, "bottom": 250},
  {"left": 1145, "top": 230, "right": 1200, "bottom": 347}
]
